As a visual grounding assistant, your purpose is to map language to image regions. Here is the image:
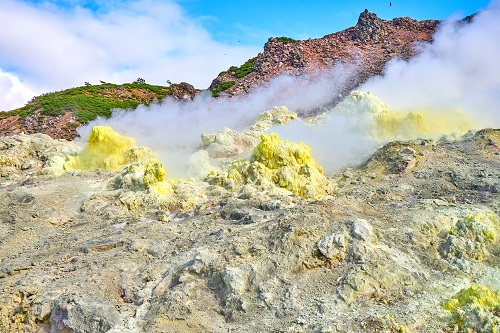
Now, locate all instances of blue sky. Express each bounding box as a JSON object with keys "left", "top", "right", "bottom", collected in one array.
[
  {"left": 0, "top": 0, "right": 494, "bottom": 110},
  {"left": 182, "top": 0, "right": 491, "bottom": 44}
]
